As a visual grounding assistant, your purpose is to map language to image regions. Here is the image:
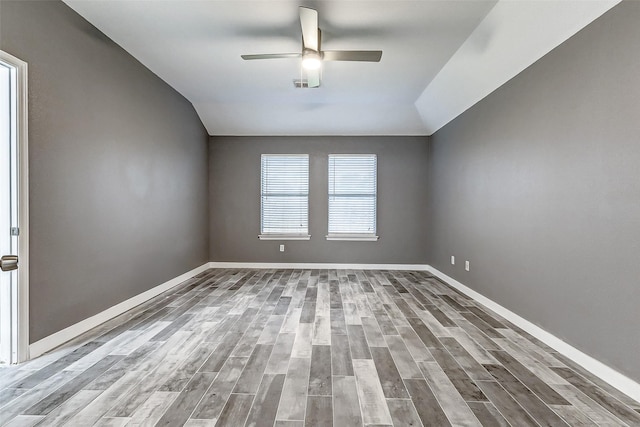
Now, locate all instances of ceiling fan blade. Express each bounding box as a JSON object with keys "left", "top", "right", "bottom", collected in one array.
[
  {"left": 322, "top": 50, "right": 382, "bottom": 62},
  {"left": 299, "top": 7, "right": 319, "bottom": 51},
  {"left": 306, "top": 68, "right": 320, "bottom": 88},
  {"left": 241, "top": 53, "right": 301, "bottom": 60}
]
